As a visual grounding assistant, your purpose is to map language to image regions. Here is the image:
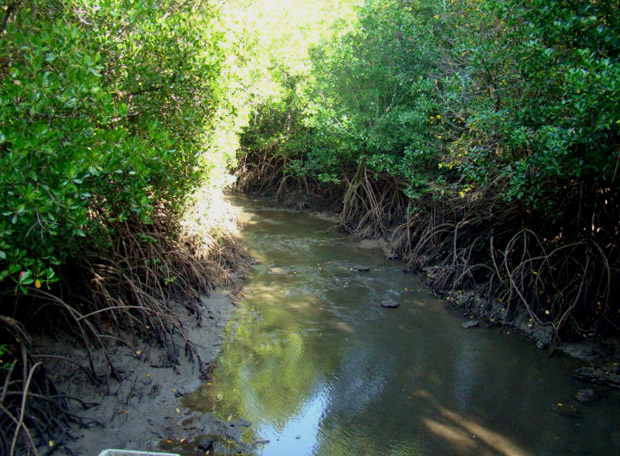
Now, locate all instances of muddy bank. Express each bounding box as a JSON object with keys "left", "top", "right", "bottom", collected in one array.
[
  {"left": 443, "top": 285, "right": 620, "bottom": 388},
  {"left": 39, "top": 287, "right": 261, "bottom": 455}
]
